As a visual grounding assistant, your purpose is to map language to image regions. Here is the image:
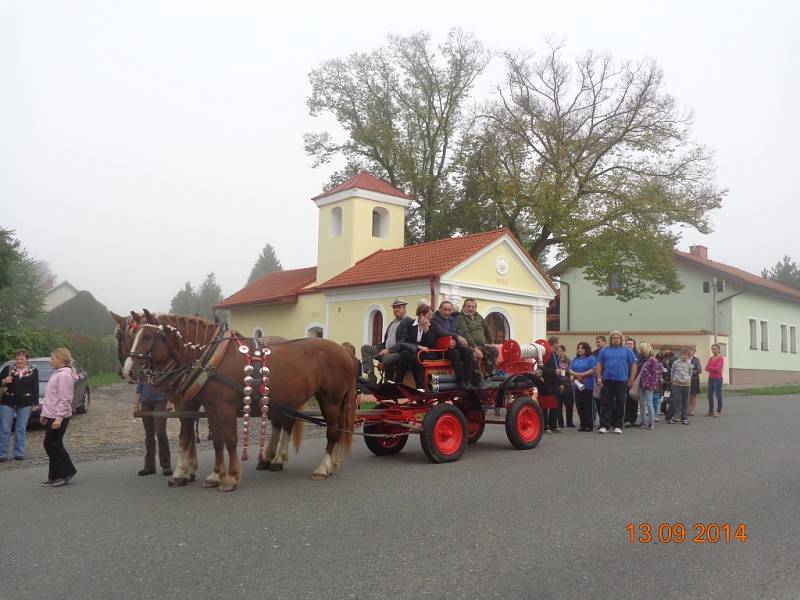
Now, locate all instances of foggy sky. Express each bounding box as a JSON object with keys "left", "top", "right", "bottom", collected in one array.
[{"left": 2, "top": 0, "right": 798, "bottom": 315}]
